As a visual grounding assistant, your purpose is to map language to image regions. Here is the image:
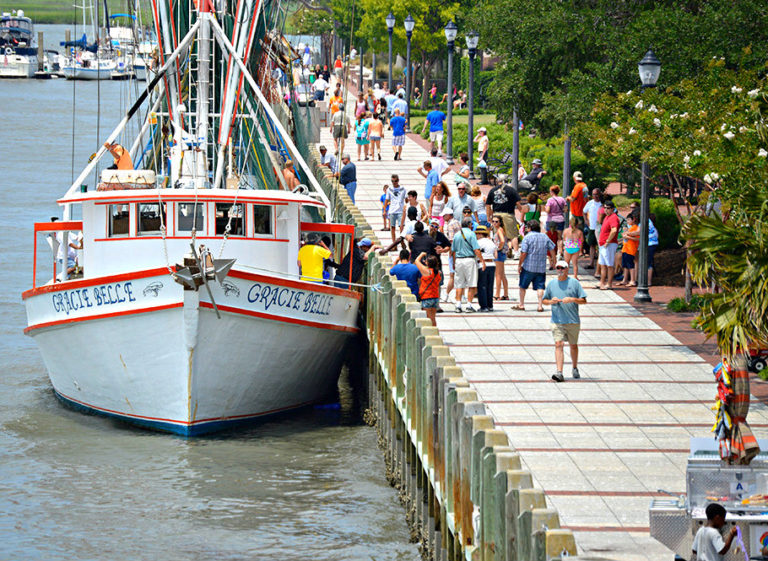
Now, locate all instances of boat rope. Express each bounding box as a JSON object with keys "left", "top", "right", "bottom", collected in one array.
[
  {"left": 242, "top": 112, "right": 268, "bottom": 186},
  {"left": 70, "top": 1, "right": 78, "bottom": 186}
]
